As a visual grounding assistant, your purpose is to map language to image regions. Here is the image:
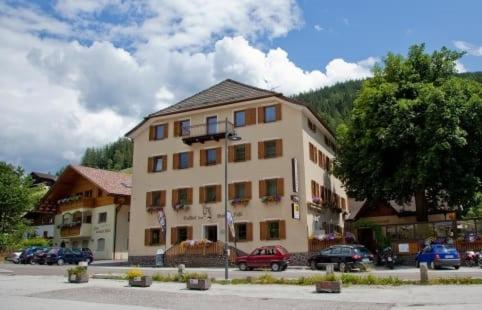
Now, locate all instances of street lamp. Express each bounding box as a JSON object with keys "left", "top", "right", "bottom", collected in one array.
[{"left": 224, "top": 117, "right": 241, "bottom": 280}]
